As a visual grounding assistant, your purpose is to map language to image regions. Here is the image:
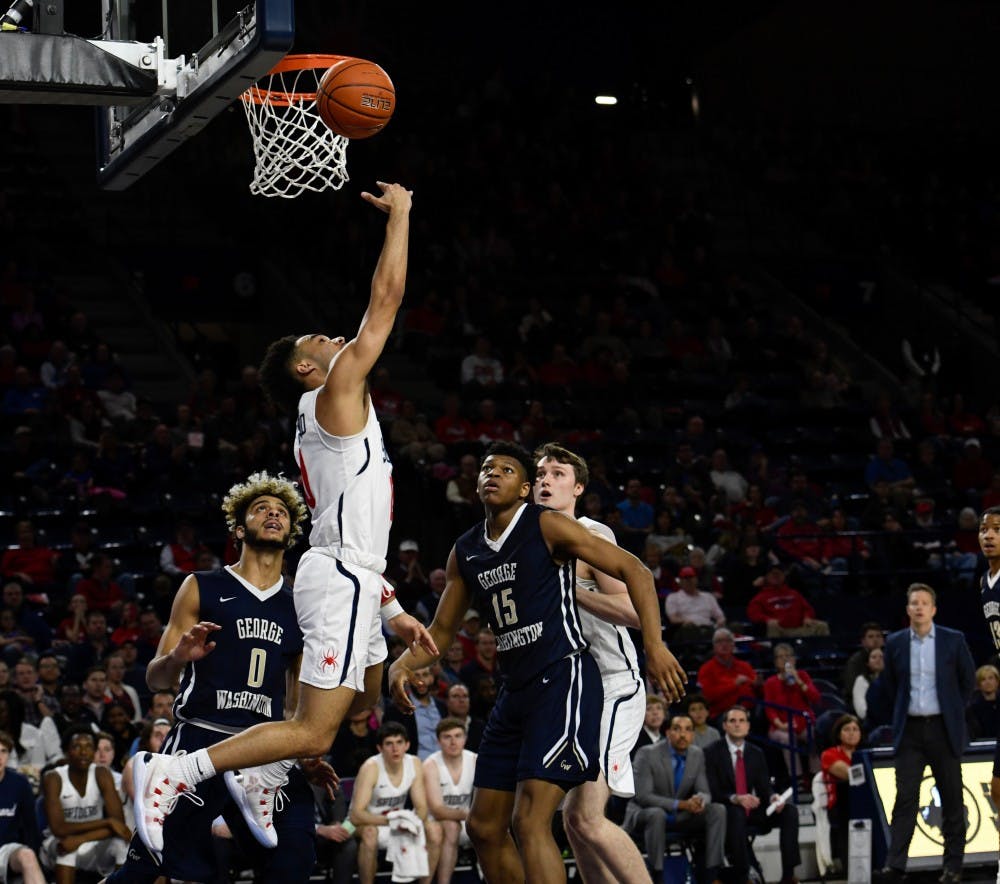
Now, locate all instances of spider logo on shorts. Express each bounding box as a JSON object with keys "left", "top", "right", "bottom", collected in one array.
[{"left": 318, "top": 647, "right": 339, "bottom": 673}]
